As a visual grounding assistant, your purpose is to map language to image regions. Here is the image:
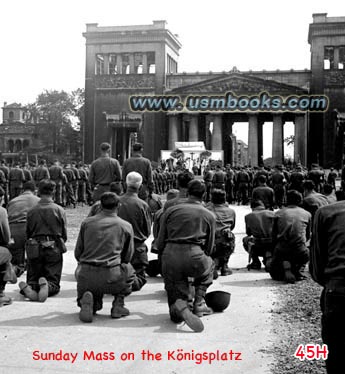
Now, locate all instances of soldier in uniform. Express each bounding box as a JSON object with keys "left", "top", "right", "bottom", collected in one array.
[
  {"left": 288, "top": 165, "right": 305, "bottom": 193},
  {"left": 77, "top": 163, "right": 88, "bottom": 205},
  {"left": 252, "top": 175, "right": 275, "bottom": 210},
  {"left": 22, "top": 163, "right": 33, "bottom": 183},
  {"left": 310, "top": 196, "right": 345, "bottom": 373},
  {"left": 212, "top": 164, "right": 226, "bottom": 190},
  {"left": 0, "top": 160, "right": 9, "bottom": 207},
  {"left": 75, "top": 192, "right": 135, "bottom": 322},
  {"left": 302, "top": 180, "right": 329, "bottom": 224},
  {"left": 308, "top": 164, "right": 325, "bottom": 193},
  {"left": 236, "top": 167, "right": 250, "bottom": 205},
  {"left": 19, "top": 180, "right": 67, "bottom": 302},
  {"left": 122, "top": 143, "right": 153, "bottom": 201},
  {"left": 206, "top": 189, "right": 236, "bottom": 276},
  {"left": 118, "top": 172, "right": 151, "bottom": 291},
  {"left": 7, "top": 181, "right": 39, "bottom": 276},
  {"left": 269, "top": 190, "right": 311, "bottom": 283},
  {"left": 8, "top": 163, "right": 25, "bottom": 200},
  {"left": 327, "top": 167, "right": 338, "bottom": 190},
  {"left": 0, "top": 187, "right": 15, "bottom": 307},
  {"left": 49, "top": 160, "right": 65, "bottom": 206},
  {"left": 203, "top": 165, "right": 214, "bottom": 202},
  {"left": 63, "top": 164, "right": 77, "bottom": 208},
  {"left": 70, "top": 162, "right": 80, "bottom": 203},
  {"left": 156, "top": 180, "right": 215, "bottom": 332},
  {"left": 33, "top": 160, "right": 50, "bottom": 187},
  {"left": 243, "top": 199, "right": 275, "bottom": 270},
  {"left": 88, "top": 142, "right": 122, "bottom": 202},
  {"left": 225, "top": 164, "right": 236, "bottom": 204},
  {"left": 271, "top": 165, "right": 286, "bottom": 208}
]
